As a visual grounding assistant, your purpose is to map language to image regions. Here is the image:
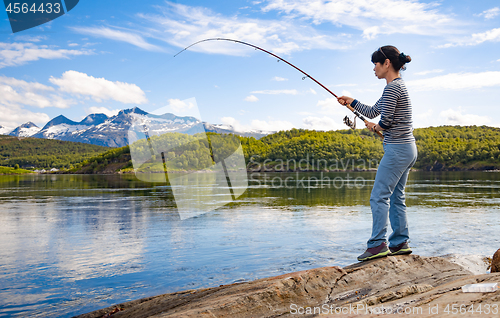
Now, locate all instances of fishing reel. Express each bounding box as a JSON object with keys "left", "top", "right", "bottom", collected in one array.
[{"left": 343, "top": 115, "right": 356, "bottom": 129}]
